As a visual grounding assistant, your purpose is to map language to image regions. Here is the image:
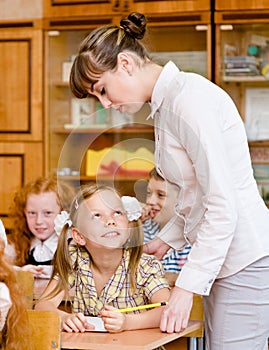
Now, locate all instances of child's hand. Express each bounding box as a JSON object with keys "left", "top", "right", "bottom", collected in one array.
[
  {"left": 21, "top": 264, "right": 45, "bottom": 277},
  {"left": 141, "top": 204, "right": 155, "bottom": 222},
  {"left": 100, "top": 305, "right": 126, "bottom": 333},
  {"left": 62, "top": 312, "right": 95, "bottom": 333}
]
